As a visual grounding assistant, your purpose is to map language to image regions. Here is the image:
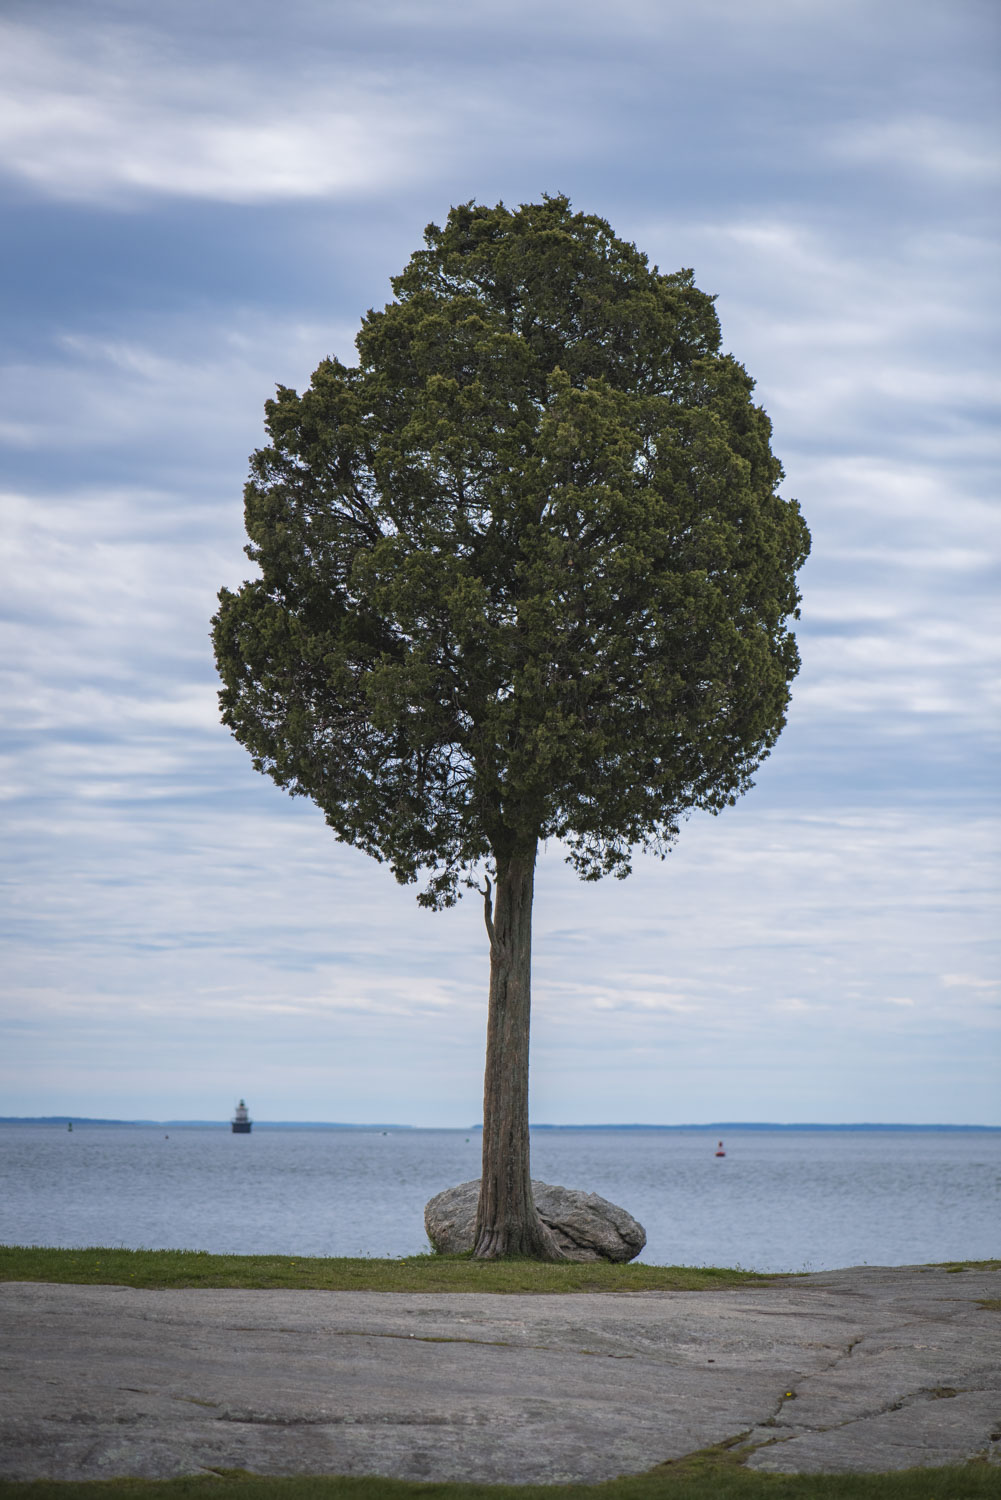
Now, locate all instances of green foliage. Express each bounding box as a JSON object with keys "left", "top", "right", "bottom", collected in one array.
[
  {"left": 0, "top": 1457, "right": 995, "bottom": 1498},
  {"left": 212, "top": 196, "right": 809, "bottom": 907},
  {"left": 0, "top": 1244, "right": 772, "bottom": 1293}
]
